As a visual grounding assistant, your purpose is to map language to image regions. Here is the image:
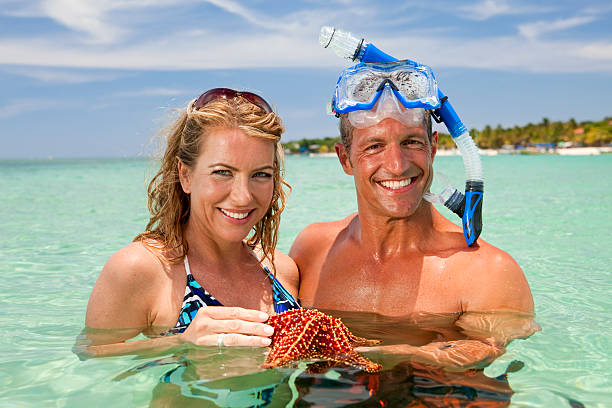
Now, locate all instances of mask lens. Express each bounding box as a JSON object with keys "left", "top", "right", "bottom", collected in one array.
[
  {"left": 333, "top": 60, "right": 440, "bottom": 114},
  {"left": 389, "top": 70, "right": 429, "bottom": 102},
  {"left": 348, "top": 73, "right": 383, "bottom": 103}
]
